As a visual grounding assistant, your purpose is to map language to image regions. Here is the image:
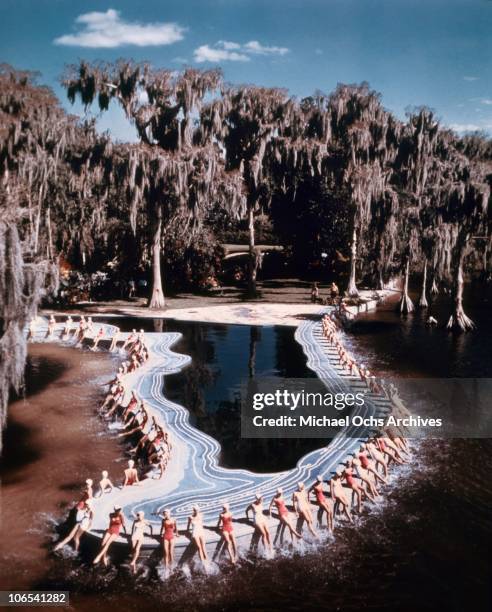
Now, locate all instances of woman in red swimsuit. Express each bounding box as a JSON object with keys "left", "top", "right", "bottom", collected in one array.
[
  {"left": 309, "top": 475, "right": 334, "bottom": 533},
  {"left": 93, "top": 506, "right": 126, "bottom": 566},
  {"left": 216, "top": 502, "right": 237, "bottom": 564},
  {"left": 268, "top": 488, "right": 302, "bottom": 545},
  {"left": 343, "top": 459, "right": 364, "bottom": 513},
  {"left": 160, "top": 509, "right": 178, "bottom": 570}
]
